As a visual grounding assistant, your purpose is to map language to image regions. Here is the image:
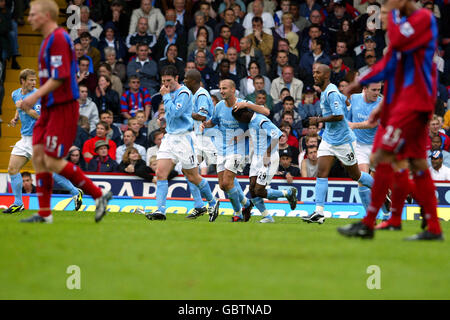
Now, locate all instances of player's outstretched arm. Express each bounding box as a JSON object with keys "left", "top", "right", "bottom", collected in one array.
[{"left": 235, "top": 101, "right": 270, "bottom": 117}]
